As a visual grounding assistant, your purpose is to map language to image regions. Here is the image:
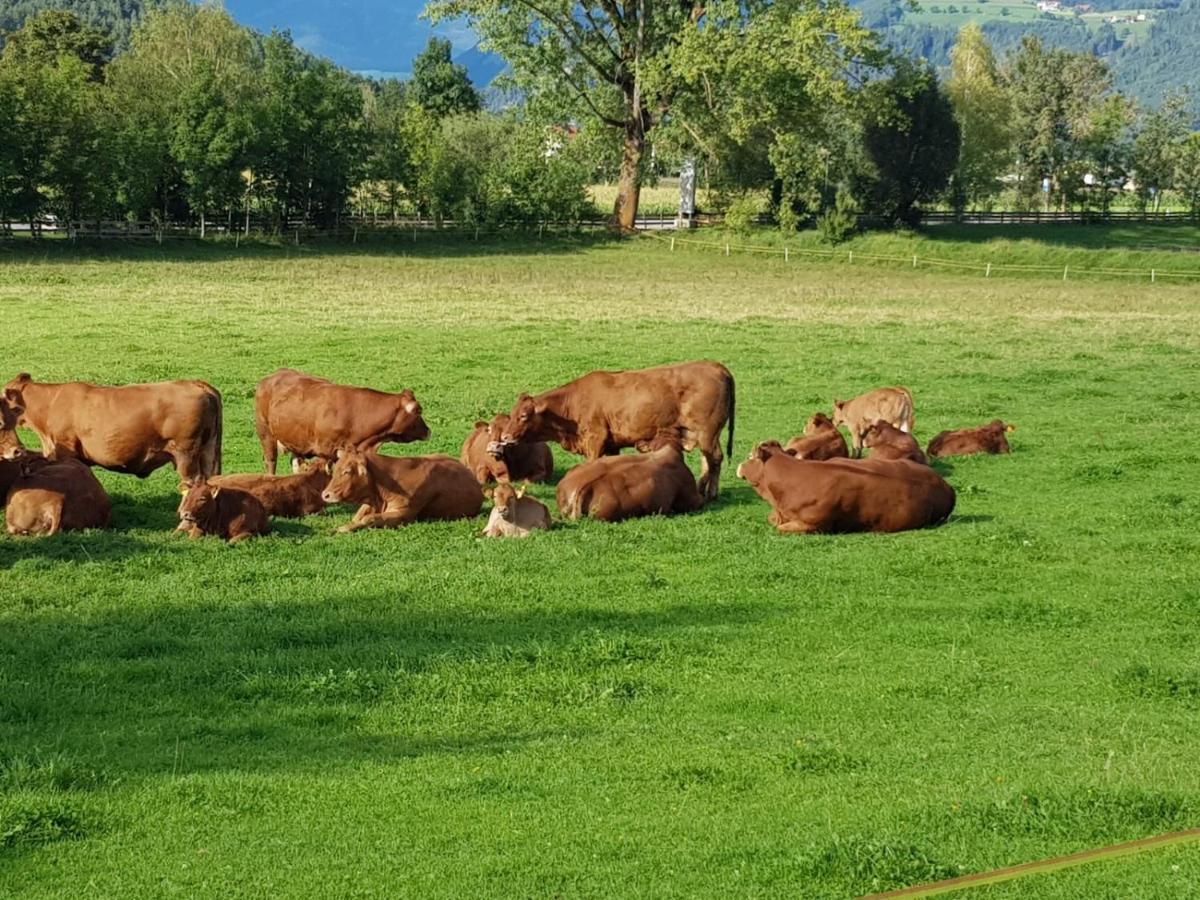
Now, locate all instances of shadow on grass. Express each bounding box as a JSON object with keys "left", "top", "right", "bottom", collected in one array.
[
  {"left": 916, "top": 222, "right": 1200, "bottom": 252},
  {"left": 0, "top": 230, "right": 626, "bottom": 266},
  {"left": 0, "top": 530, "right": 156, "bottom": 570}
]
